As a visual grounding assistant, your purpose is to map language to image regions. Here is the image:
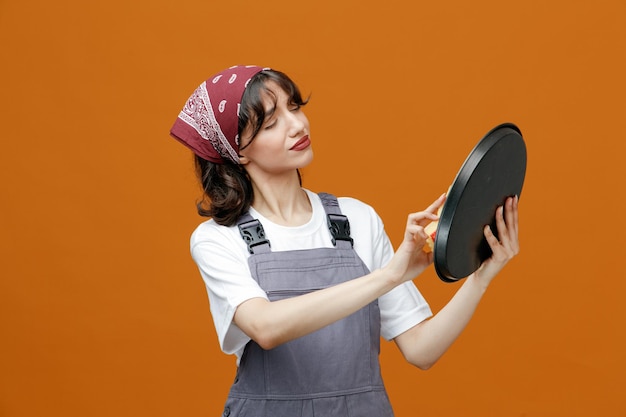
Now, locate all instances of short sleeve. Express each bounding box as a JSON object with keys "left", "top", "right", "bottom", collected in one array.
[
  {"left": 378, "top": 282, "right": 432, "bottom": 340},
  {"left": 374, "top": 222, "right": 433, "bottom": 340},
  {"left": 190, "top": 222, "right": 268, "bottom": 355}
]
